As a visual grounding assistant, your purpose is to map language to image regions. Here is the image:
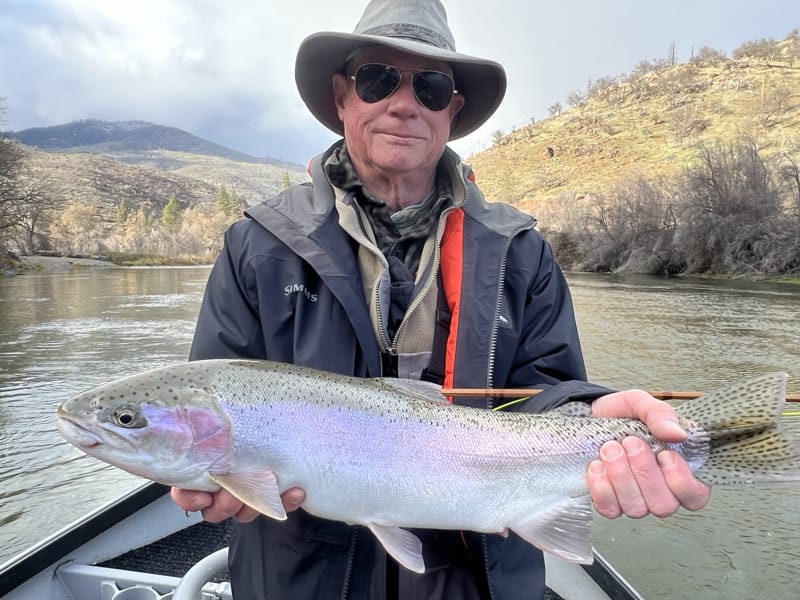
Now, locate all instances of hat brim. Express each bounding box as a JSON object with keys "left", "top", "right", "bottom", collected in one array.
[{"left": 295, "top": 31, "right": 506, "bottom": 141}]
